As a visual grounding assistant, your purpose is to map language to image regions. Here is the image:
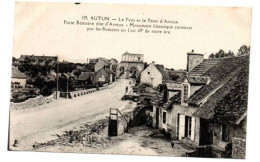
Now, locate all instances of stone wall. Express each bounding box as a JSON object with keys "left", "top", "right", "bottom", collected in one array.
[
  {"left": 232, "top": 137, "right": 246, "bottom": 159},
  {"left": 60, "top": 82, "right": 114, "bottom": 99},
  {"left": 187, "top": 53, "right": 204, "bottom": 72},
  {"left": 10, "top": 94, "right": 54, "bottom": 110}
]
